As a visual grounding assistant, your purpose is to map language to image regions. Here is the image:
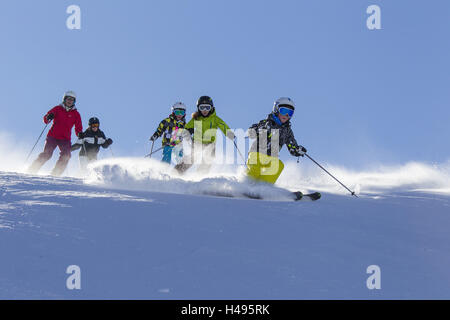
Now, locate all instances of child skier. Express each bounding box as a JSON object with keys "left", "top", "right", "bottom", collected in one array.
[
  {"left": 175, "top": 95, "right": 235, "bottom": 174},
  {"left": 71, "top": 117, "right": 113, "bottom": 174},
  {"left": 28, "top": 90, "right": 82, "bottom": 176},
  {"left": 246, "top": 97, "right": 307, "bottom": 184},
  {"left": 149, "top": 102, "right": 187, "bottom": 164}
]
